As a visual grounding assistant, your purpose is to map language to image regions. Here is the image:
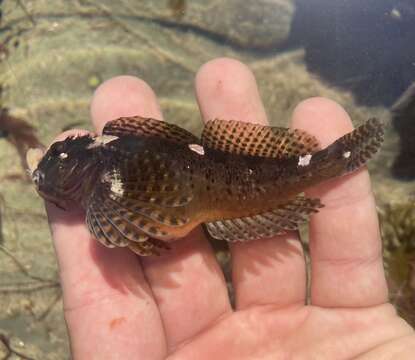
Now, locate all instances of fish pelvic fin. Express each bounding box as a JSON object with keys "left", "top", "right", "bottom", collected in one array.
[
  {"left": 204, "top": 196, "right": 322, "bottom": 242},
  {"left": 303, "top": 118, "right": 384, "bottom": 179}
]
